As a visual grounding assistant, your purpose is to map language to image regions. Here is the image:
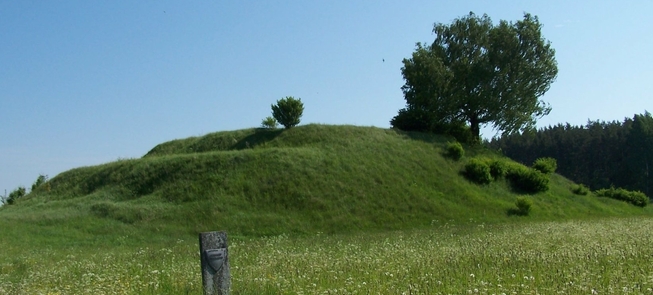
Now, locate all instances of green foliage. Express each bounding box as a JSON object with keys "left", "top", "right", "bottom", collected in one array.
[
  {"left": 571, "top": 183, "right": 590, "bottom": 195},
  {"left": 490, "top": 111, "right": 653, "bottom": 200},
  {"left": 489, "top": 159, "right": 509, "bottom": 179},
  {"left": 595, "top": 187, "right": 649, "bottom": 207},
  {"left": 6, "top": 187, "right": 26, "bottom": 205},
  {"left": 31, "top": 174, "right": 49, "bottom": 192},
  {"left": 506, "top": 164, "right": 549, "bottom": 193},
  {"left": 532, "top": 157, "right": 557, "bottom": 174},
  {"left": 389, "top": 107, "right": 432, "bottom": 132},
  {"left": 464, "top": 158, "right": 492, "bottom": 184},
  {"left": 445, "top": 141, "right": 464, "bottom": 160},
  {"left": 391, "top": 108, "right": 476, "bottom": 143},
  {"left": 261, "top": 116, "right": 278, "bottom": 129},
  {"left": 509, "top": 196, "right": 533, "bottom": 216},
  {"left": 271, "top": 96, "right": 304, "bottom": 129},
  {"left": 397, "top": 12, "right": 557, "bottom": 139},
  {"left": 627, "top": 112, "right": 653, "bottom": 197}
]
